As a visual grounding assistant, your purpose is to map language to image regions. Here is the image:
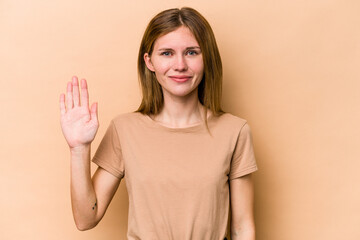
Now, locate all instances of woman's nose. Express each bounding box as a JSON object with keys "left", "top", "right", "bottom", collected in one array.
[{"left": 173, "top": 55, "right": 188, "bottom": 71}]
